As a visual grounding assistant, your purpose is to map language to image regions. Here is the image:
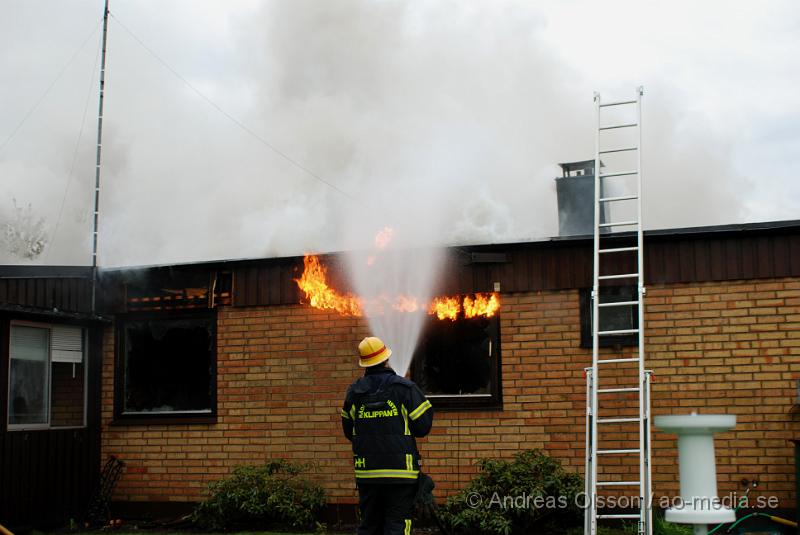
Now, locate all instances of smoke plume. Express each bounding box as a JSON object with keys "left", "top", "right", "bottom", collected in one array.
[{"left": 1, "top": 0, "right": 797, "bottom": 267}]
